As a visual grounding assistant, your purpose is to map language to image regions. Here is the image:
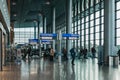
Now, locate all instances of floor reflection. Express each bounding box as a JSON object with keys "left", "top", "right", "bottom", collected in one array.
[{"left": 0, "top": 58, "right": 120, "bottom": 80}]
